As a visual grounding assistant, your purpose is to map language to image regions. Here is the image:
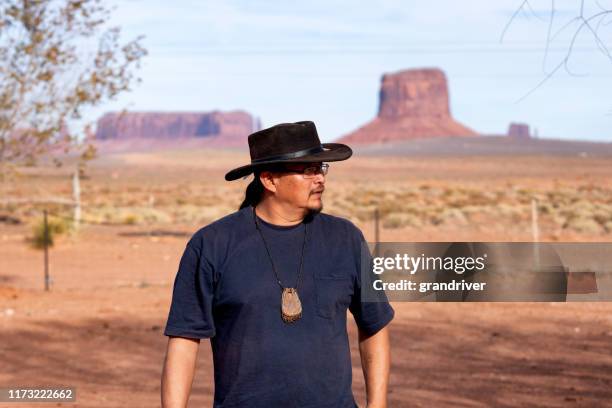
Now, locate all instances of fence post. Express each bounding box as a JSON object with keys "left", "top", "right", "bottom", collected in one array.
[
  {"left": 43, "top": 209, "right": 50, "bottom": 291},
  {"left": 531, "top": 198, "right": 540, "bottom": 270},
  {"left": 72, "top": 169, "right": 81, "bottom": 231},
  {"left": 374, "top": 208, "right": 380, "bottom": 257}
]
